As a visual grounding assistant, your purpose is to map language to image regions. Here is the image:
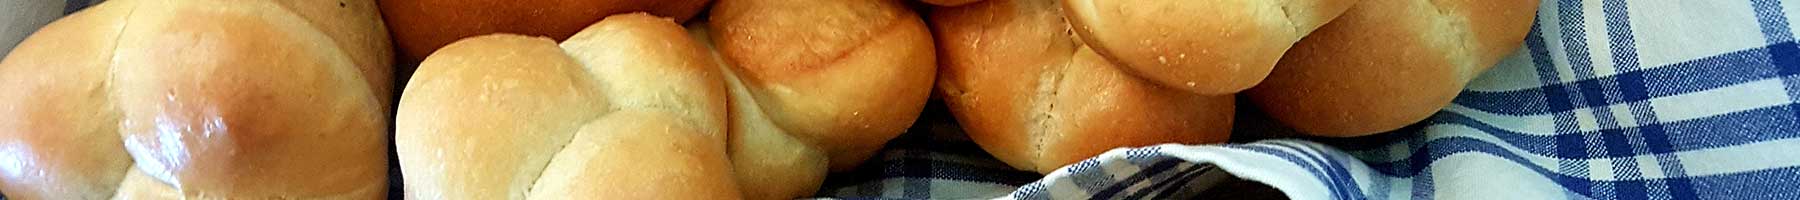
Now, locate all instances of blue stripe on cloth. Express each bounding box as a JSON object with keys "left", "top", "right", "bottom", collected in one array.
[
  {"left": 1360, "top": 137, "right": 1800, "bottom": 199},
  {"left": 1064, "top": 158, "right": 1113, "bottom": 195},
  {"left": 1088, "top": 159, "right": 1183, "bottom": 199},
  {"left": 1597, "top": 0, "right": 1696, "bottom": 198},
  {"left": 1438, "top": 43, "right": 1800, "bottom": 156},
  {"left": 1267, "top": 142, "right": 1366, "bottom": 199},
  {"left": 1597, "top": 0, "right": 1652, "bottom": 198},
  {"left": 1456, "top": 45, "right": 1800, "bottom": 115},
  {"left": 1144, "top": 166, "right": 1209, "bottom": 199},
  {"left": 1554, "top": 0, "right": 1608, "bottom": 196},
  {"left": 1751, "top": 0, "right": 1800, "bottom": 151},
  {"left": 1418, "top": 103, "right": 1800, "bottom": 159},
  {"left": 1229, "top": 144, "right": 1359, "bottom": 199}
]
